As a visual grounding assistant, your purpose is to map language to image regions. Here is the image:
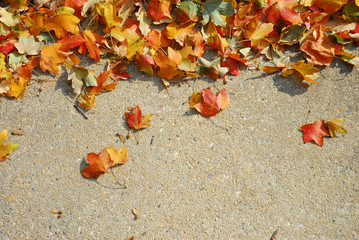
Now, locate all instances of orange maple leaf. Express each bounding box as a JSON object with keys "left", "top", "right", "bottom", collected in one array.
[
  {"left": 81, "top": 147, "right": 128, "bottom": 178},
  {"left": 78, "top": 30, "right": 107, "bottom": 62},
  {"left": 147, "top": 0, "right": 172, "bottom": 22},
  {"left": 40, "top": 43, "right": 68, "bottom": 74},
  {"left": 153, "top": 47, "right": 184, "bottom": 80}
]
